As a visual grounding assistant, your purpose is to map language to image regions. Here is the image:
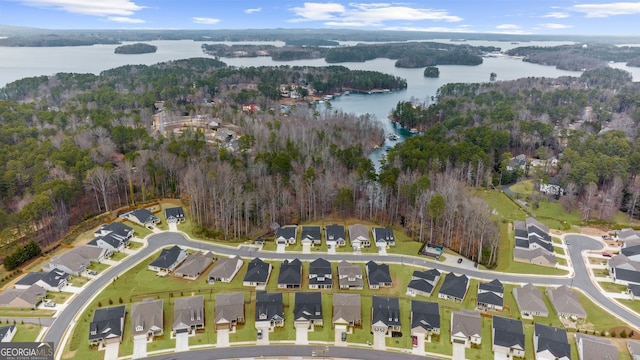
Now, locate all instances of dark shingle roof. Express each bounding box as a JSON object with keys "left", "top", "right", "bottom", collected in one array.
[
  {"left": 411, "top": 300, "right": 440, "bottom": 331},
  {"left": 256, "top": 291, "right": 283, "bottom": 321},
  {"left": 301, "top": 226, "right": 321, "bottom": 242},
  {"left": 372, "top": 227, "right": 394, "bottom": 243},
  {"left": 164, "top": 207, "right": 185, "bottom": 220},
  {"left": 535, "top": 324, "right": 570, "bottom": 359},
  {"left": 294, "top": 292, "right": 323, "bottom": 321},
  {"left": 88, "top": 234, "right": 122, "bottom": 249},
  {"left": 275, "top": 226, "right": 296, "bottom": 240},
  {"left": 615, "top": 268, "right": 640, "bottom": 283},
  {"left": 244, "top": 258, "right": 271, "bottom": 283},
  {"left": 477, "top": 291, "right": 504, "bottom": 307},
  {"left": 366, "top": 261, "right": 392, "bottom": 286},
  {"left": 278, "top": 259, "right": 302, "bottom": 286},
  {"left": 131, "top": 209, "right": 158, "bottom": 224},
  {"left": 326, "top": 224, "right": 345, "bottom": 242},
  {"left": 15, "top": 272, "right": 47, "bottom": 287},
  {"left": 412, "top": 269, "right": 440, "bottom": 282},
  {"left": 372, "top": 296, "right": 400, "bottom": 327},
  {"left": 479, "top": 279, "right": 503, "bottom": 293},
  {"left": 622, "top": 244, "right": 640, "bottom": 257},
  {"left": 89, "top": 305, "right": 126, "bottom": 342},
  {"left": 439, "top": 273, "right": 469, "bottom": 300},
  {"left": 149, "top": 245, "right": 184, "bottom": 269},
  {"left": 493, "top": 316, "right": 524, "bottom": 349},
  {"left": 309, "top": 258, "right": 331, "bottom": 277},
  {"left": 98, "top": 222, "right": 132, "bottom": 238},
  {"left": 407, "top": 279, "right": 435, "bottom": 294}
]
